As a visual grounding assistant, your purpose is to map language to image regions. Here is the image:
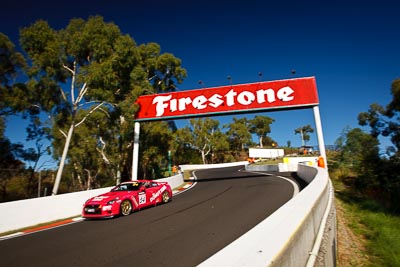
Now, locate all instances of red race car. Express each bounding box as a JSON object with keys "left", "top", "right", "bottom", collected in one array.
[{"left": 82, "top": 180, "right": 172, "bottom": 219}]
